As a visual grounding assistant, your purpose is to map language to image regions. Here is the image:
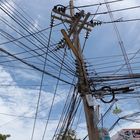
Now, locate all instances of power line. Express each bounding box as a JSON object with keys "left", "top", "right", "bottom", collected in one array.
[
  {"left": 88, "top": 61, "right": 140, "bottom": 71},
  {"left": 85, "top": 52, "right": 140, "bottom": 60},
  {"left": 86, "top": 55, "right": 140, "bottom": 67},
  {"left": 0, "top": 112, "right": 57, "bottom": 120},
  {"left": 41, "top": 49, "right": 66, "bottom": 140},
  {"left": 109, "top": 112, "right": 140, "bottom": 131},
  {"left": 73, "top": 0, "right": 123, "bottom": 9},
  {"left": 104, "top": 0, "right": 134, "bottom": 78},
  {"left": 51, "top": 78, "right": 76, "bottom": 140},
  {"left": 52, "top": 86, "right": 80, "bottom": 140},
  {"left": 0, "top": 2, "right": 76, "bottom": 75},
  {"left": 102, "top": 18, "right": 140, "bottom": 24},
  {"left": 0, "top": 22, "right": 62, "bottom": 46},
  {"left": 0, "top": 60, "right": 76, "bottom": 80},
  {"left": 9, "top": 0, "right": 62, "bottom": 50},
  {"left": 30, "top": 17, "right": 53, "bottom": 140},
  {"left": 0, "top": 47, "right": 75, "bottom": 86},
  {"left": 91, "top": 5, "right": 140, "bottom": 15},
  {"left": 0, "top": 20, "right": 76, "bottom": 77},
  {"left": 60, "top": 94, "right": 81, "bottom": 140}
]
